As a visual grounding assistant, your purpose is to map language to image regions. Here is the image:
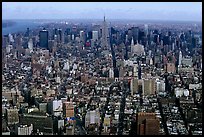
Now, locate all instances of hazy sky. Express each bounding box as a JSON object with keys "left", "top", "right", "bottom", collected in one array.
[{"left": 2, "top": 2, "right": 202, "bottom": 21}]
